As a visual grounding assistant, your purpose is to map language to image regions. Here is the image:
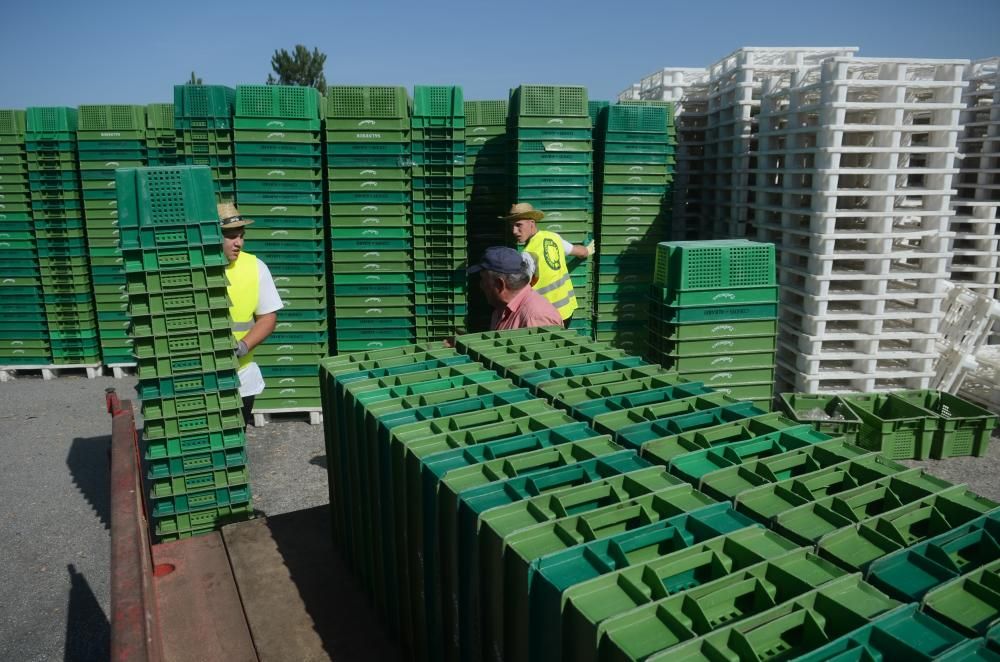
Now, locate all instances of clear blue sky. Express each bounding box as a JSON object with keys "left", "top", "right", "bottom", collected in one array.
[{"left": 1, "top": 0, "right": 997, "bottom": 108}]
